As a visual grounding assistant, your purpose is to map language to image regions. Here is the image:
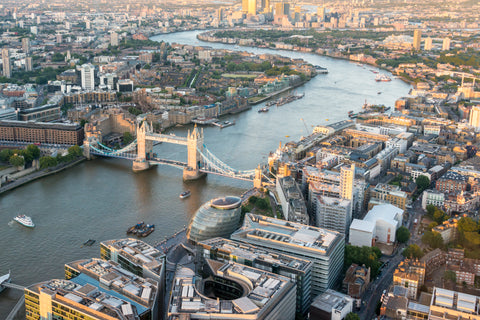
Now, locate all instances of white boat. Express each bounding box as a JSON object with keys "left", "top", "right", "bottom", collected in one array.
[
  {"left": 179, "top": 190, "right": 191, "bottom": 199},
  {"left": 0, "top": 271, "right": 11, "bottom": 293},
  {"left": 13, "top": 215, "right": 35, "bottom": 228}
]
